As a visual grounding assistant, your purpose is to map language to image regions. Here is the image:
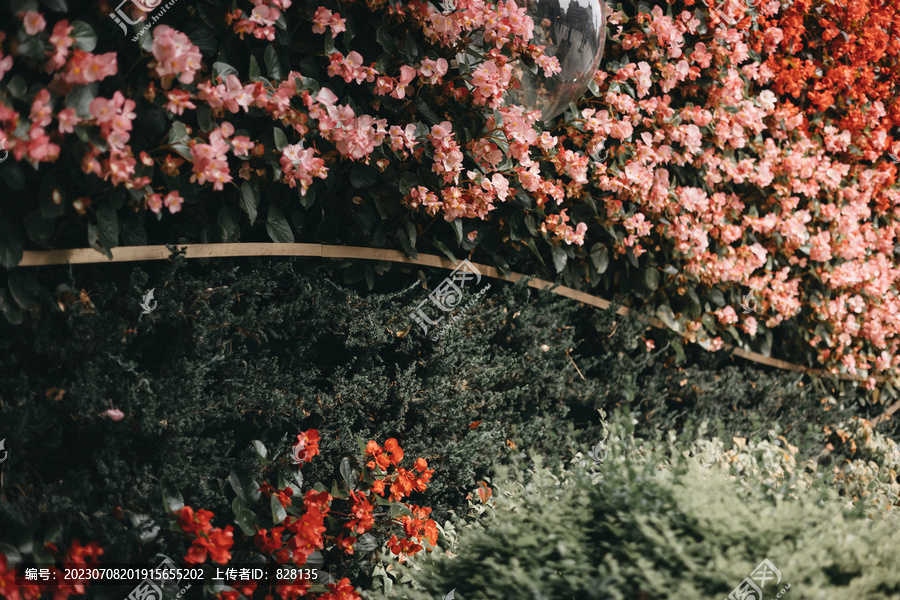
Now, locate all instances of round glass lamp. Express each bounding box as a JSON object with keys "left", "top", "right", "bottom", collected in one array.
[{"left": 506, "top": 0, "right": 607, "bottom": 121}]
